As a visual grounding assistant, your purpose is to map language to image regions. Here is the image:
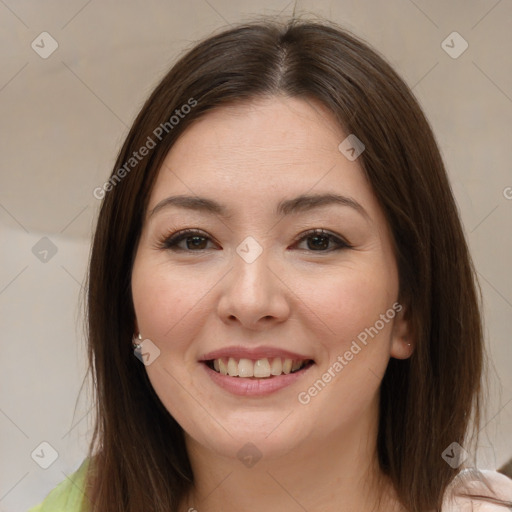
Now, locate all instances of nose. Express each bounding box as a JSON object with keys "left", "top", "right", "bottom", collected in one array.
[{"left": 216, "top": 245, "right": 291, "bottom": 330}]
